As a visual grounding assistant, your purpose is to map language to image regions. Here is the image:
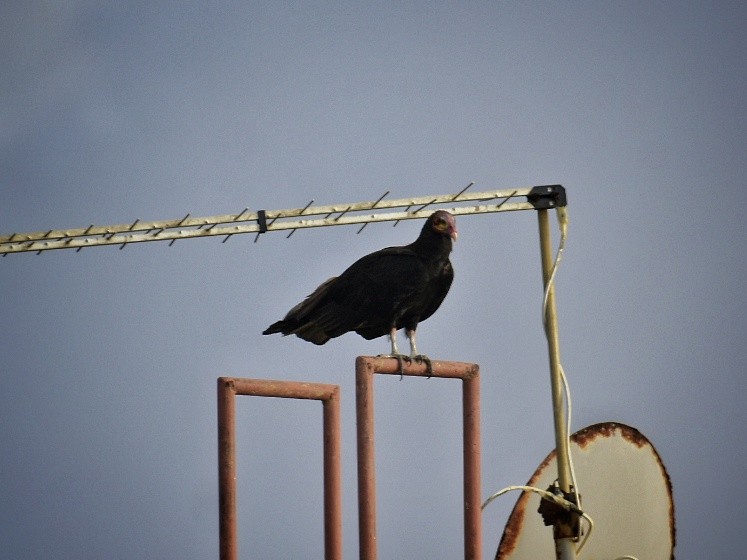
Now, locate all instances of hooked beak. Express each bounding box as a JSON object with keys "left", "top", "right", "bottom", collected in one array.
[{"left": 451, "top": 230, "right": 458, "bottom": 242}]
